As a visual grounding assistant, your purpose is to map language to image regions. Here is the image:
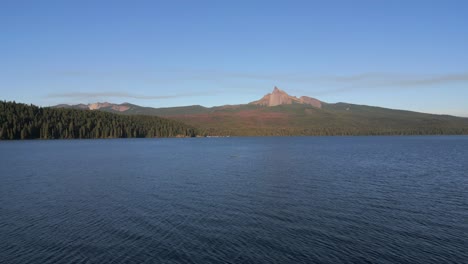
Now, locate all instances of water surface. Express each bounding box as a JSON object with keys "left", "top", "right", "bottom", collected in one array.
[{"left": 0, "top": 137, "right": 467, "bottom": 263}]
